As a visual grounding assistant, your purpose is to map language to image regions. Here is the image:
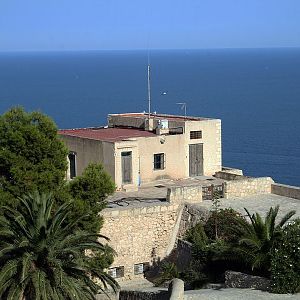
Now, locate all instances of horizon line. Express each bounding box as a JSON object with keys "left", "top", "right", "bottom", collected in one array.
[{"left": 1, "top": 46, "right": 300, "bottom": 53}]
